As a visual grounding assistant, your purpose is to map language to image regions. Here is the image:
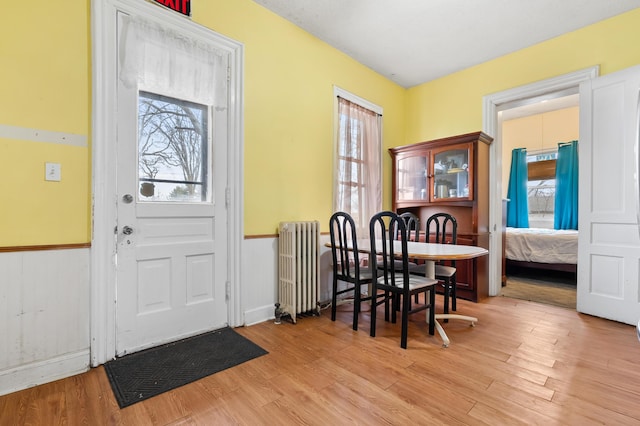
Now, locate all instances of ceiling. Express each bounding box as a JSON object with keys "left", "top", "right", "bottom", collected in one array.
[{"left": 252, "top": 0, "right": 640, "bottom": 88}]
